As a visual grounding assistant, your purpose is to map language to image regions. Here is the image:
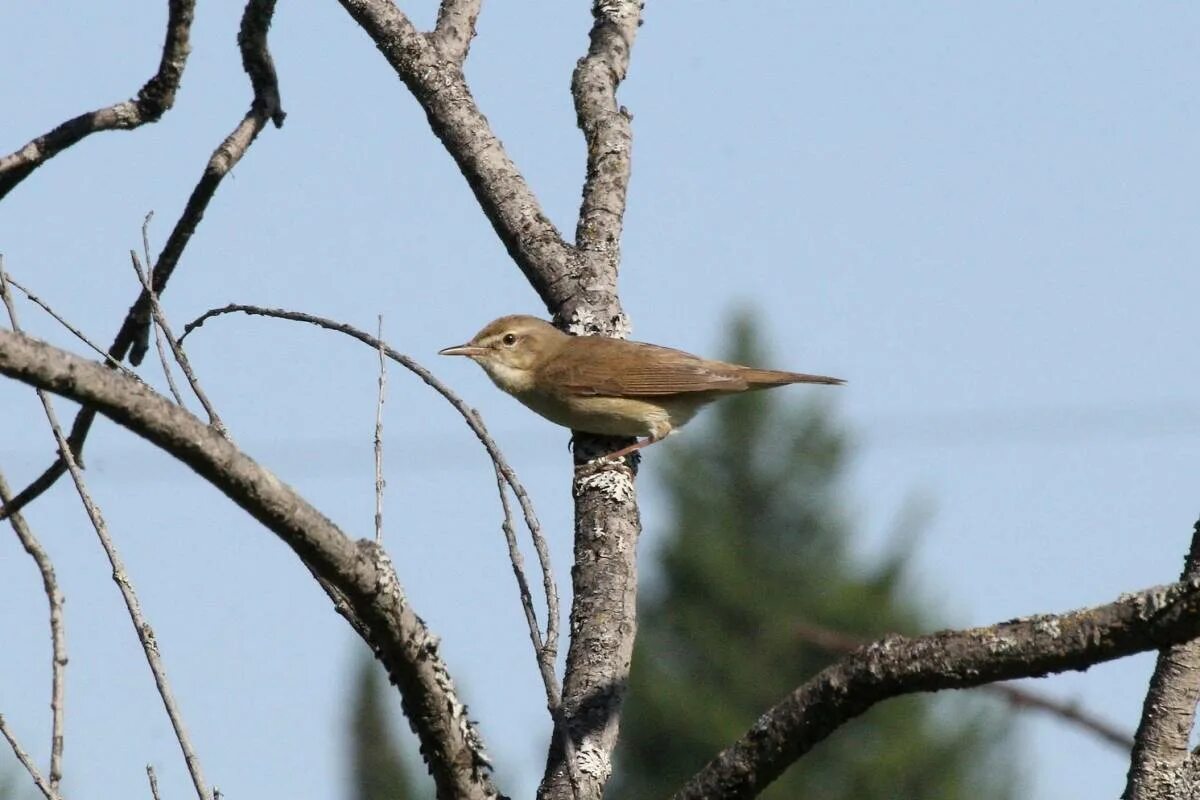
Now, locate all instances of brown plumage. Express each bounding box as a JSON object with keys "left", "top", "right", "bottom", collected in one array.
[{"left": 440, "top": 315, "right": 844, "bottom": 460}]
